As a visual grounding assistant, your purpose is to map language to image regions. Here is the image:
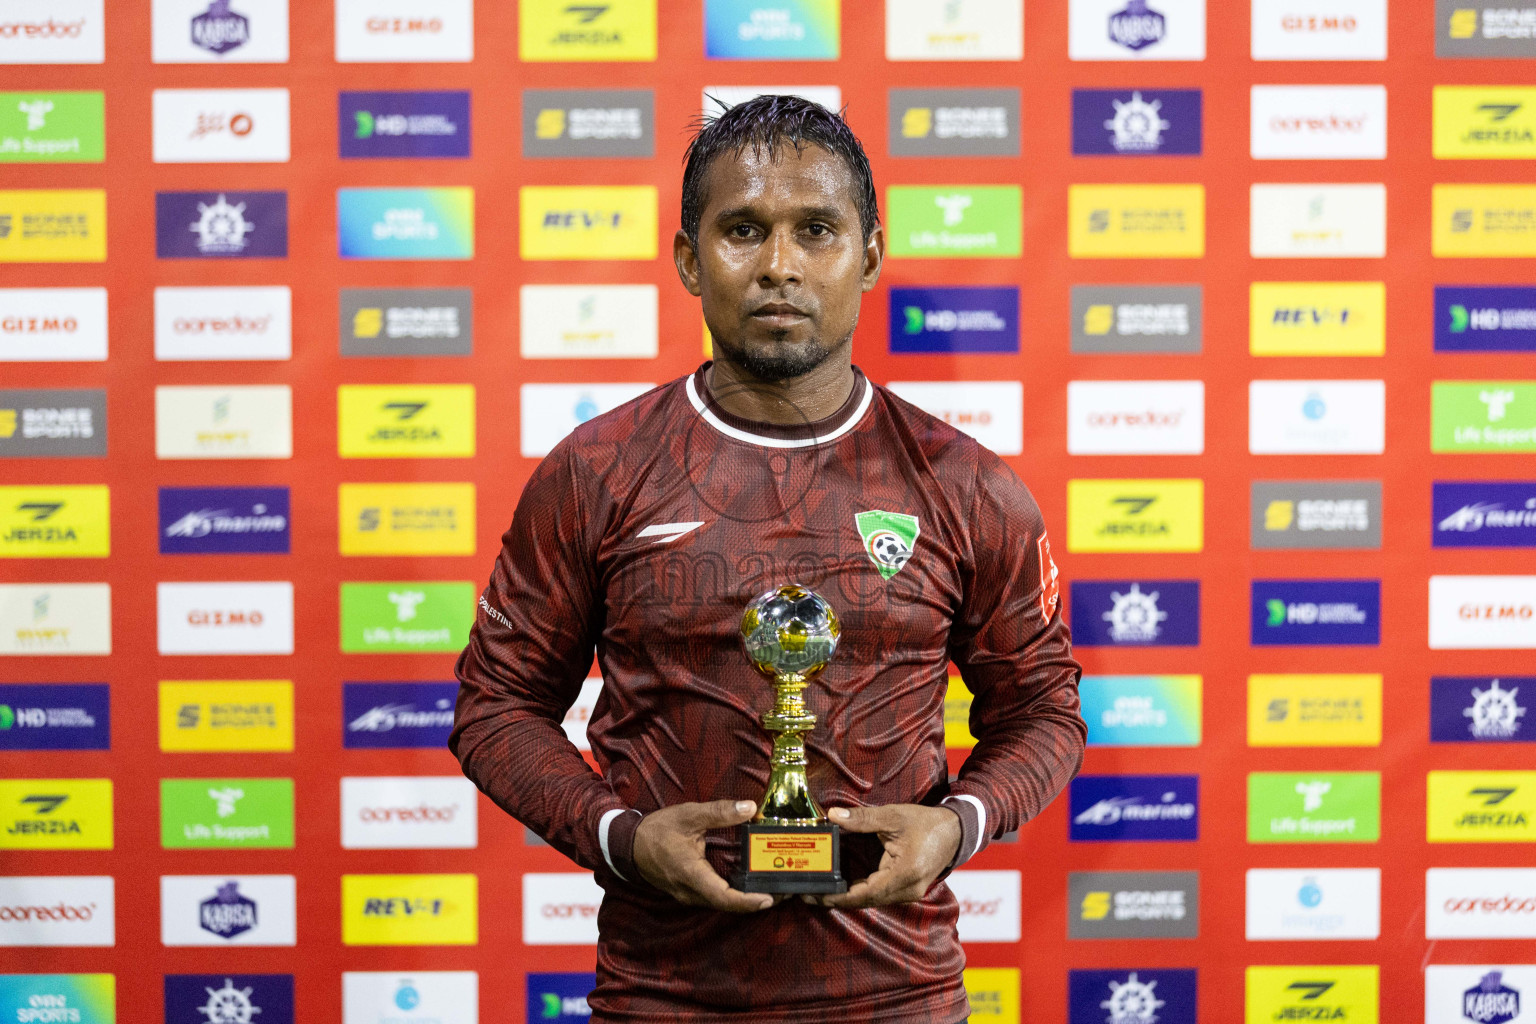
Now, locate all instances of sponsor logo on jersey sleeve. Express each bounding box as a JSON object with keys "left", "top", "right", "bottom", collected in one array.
[
  {"left": 1251, "top": 184, "right": 1386, "bottom": 257},
  {"left": 153, "top": 0, "right": 290, "bottom": 63},
  {"left": 338, "top": 188, "right": 474, "bottom": 260},
  {"left": 0, "top": 189, "right": 106, "bottom": 263},
  {"left": 1081, "top": 675, "right": 1202, "bottom": 747},
  {"left": 944, "top": 675, "right": 975, "bottom": 750},
  {"left": 0, "top": 1, "right": 105, "bottom": 64},
  {"left": 1248, "top": 771, "right": 1380, "bottom": 842},
  {"left": 0, "top": 974, "right": 114, "bottom": 1023},
  {"left": 0, "top": 779, "right": 112, "bottom": 850},
  {"left": 0, "top": 91, "right": 104, "bottom": 163},
  {"left": 886, "top": 186, "right": 1023, "bottom": 258},
  {"left": 341, "top": 776, "right": 477, "bottom": 849},
  {"left": 1251, "top": 579, "right": 1380, "bottom": 646},
  {"left": 1249, "top": 282, "right": 1385, "bottom": 356},
  {"left": 160, "top": 778, "right": 294, "bottom": 849},
  {"left": 342, "top": 874, "right": 477, "bottom": 945},
  {"left": 1251, "top": 480, "right": 1382, "bottom": 550},
  {"left": 0, "top": 876, "right": 114, "bottom": 947},
  {"left": 1248, "top": 674, "right": 1382, "bottom": 746},
  {"left": 1245, "top": 867, "right": 1381, "bottom": 939},
  {"left": 1067, "top": 479, "right": 1204, "bottom": 553},
  {"left": 157, "top": 680, "right": 294, "bottom": 752},
  {"left": 155, "top": 191, "right": 286, "bottom": 259},
  {"left": 1069, "top": 870, "right": 1199, "bottom": 939},
  {"left": 884, "top": 0, "right": 1023, "bottom": 60},
  {"left": 1069, "top": 0, "right": 1206, "bottom": 60},
  {"left": 705, "top": 0, "right": 839, "bottom": 59},
  {"left": 0, "top": 584, "right": 111, "bottom": 656},
  {"left": 1067, "top": 381, "right": 1204, "bottom": 455},
  {"left": 1437, "top": 0, "right": 1536, "bottom": 58},
  {"left": 519, "top": 186, "right": 657, "bottom": 260},
  {"left": 1427, "top": 868, "right": 1536, "bottom": 938},
  {"left": 1070, "top": 774, "right": 1199, "bottom": 841},
  {"left": 519, "top": 0, "right": 657, "bottom": 61},
  {"left": 335, "top": 0, "right": 474, "bottom": 62},
  {"left": 1251, "top": 0, "right": 1386, "bottom": 60},
  {"left": 522, "top": 89, "right": 653, "bottom": 159},
  {"left": 338, "top": 483, "right": 475, "bottom": 556},
  {"left": 1251, "top": 85, "right": 1387, "bottom": 159},
  {"left": 0, "top": 684, "right": 109, "bottom": 750},
  {"left": 337, "top": 385, "right": 475, "bottom": 459},
  {"left": 1071, "top": 284, "right": 1203, "bottom": 354},
  {"left": 341, "top": 90, "right": 470, "bottom": 159},
  {"left": 152, "top": 88, "right": 290, "bottom": 163},
  {"left": 1424, "top": 964, "right": 1532, "bottom": 1024},
  {"left": 0, "top": 485, "right": 108, "bottom": 558},
  {"left": 340, "top": 584, "right": 474, "bottom": 654},
  {"left": 343, "top": 973, "right": 476, "bottom": 1024},
  {"left": 0, "top": 288, "right": 108, "bottom": 362},
  {"left": 1069, "top": 184, "right": 1205, "bottom": 258},
  {"left": 1248, "top": 380, "right": 1385, "bottom": 454},
  {"left": 1428, "top": 771, "right": 1536, "bottom": 842},
  {"left": 164, "top": 975, "right": 293, "bottom": 1024},
  {"left": 1432, "top": 676, "right": 1533, "bottom": 743},
  {"left": 1069, "top": 969, "right": 1197, "bottom": 1024},
  {"left": 1072, "top": 89, "right": 1202, "bottom": 156},
  {"left": 948, "top": 870, "right": 1022, "bottom": 942},
  {"left": 1244, "top": 966, "right": 1378, "bottom": 1024},
  {"left": 161, "top": 875, "right": 295, "bottom": 946},
  {"left": 1435, "top": 86, "right": 1536, "bottom": 159},
  {"left": 1435, "top": 185, "right": 1536, "bottom": 257},
  {"left": 890, "top": 88, "right": 1020, "bottom": 157},
  {"left": 1433, "top": 382, "right": 1536, "bottom": 452}
]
